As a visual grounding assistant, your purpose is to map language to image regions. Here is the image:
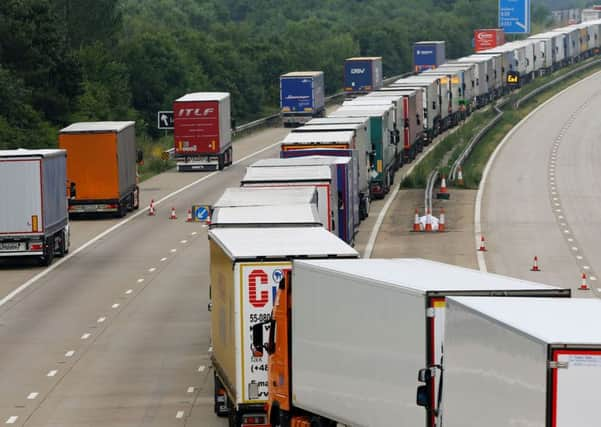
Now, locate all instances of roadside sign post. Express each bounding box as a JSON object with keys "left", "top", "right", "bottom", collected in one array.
[
  {"left": 499, "top": 0, "right": 531, "bottom": 34},
  {"left": 157, "top": 111, "right": 174, "bottom": 130}
]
